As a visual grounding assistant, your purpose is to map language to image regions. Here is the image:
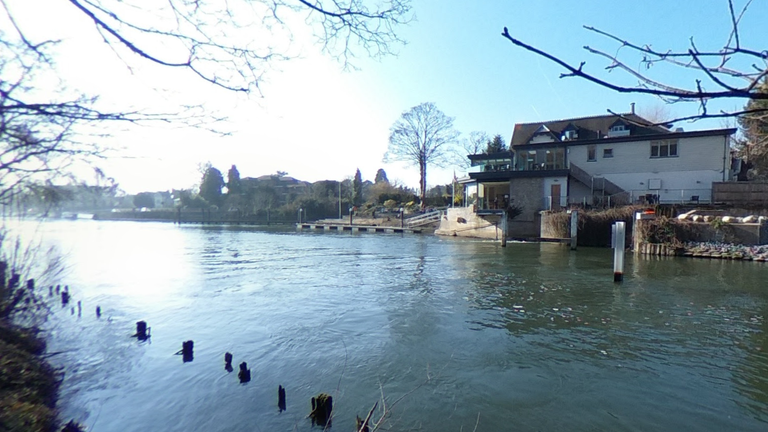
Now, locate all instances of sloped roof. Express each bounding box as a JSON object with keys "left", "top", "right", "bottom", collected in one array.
[{"left": 510, "top": 113, "right": 670, "bottom": 147}]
